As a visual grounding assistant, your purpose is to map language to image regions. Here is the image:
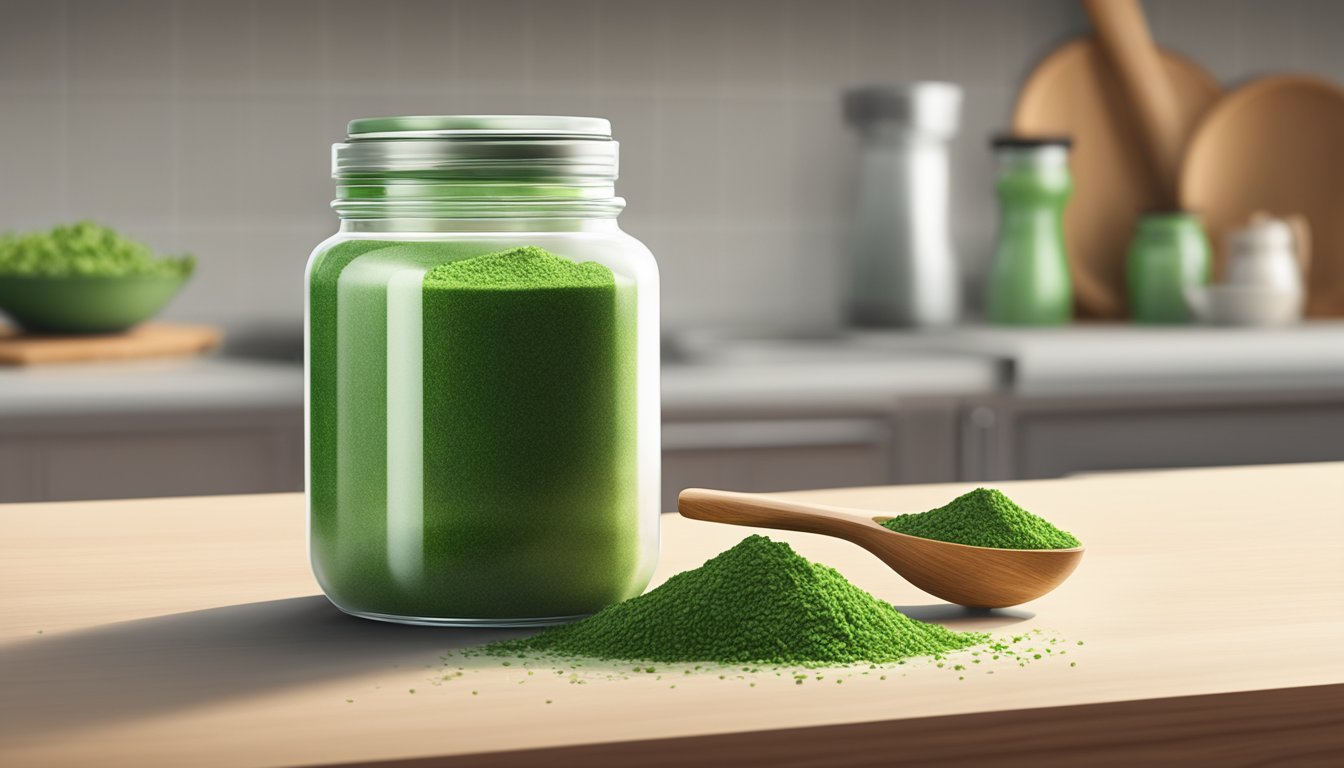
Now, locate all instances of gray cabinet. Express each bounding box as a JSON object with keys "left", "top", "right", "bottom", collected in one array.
[
  {"left": 959, "top": 390, "right": 1344, "bottom": 482},
  {"left": 0, "top": 409, "right": 303, "bottom": 503},
  {"left": 661, "top": 399, "right": 960, "bottom": 512}
]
